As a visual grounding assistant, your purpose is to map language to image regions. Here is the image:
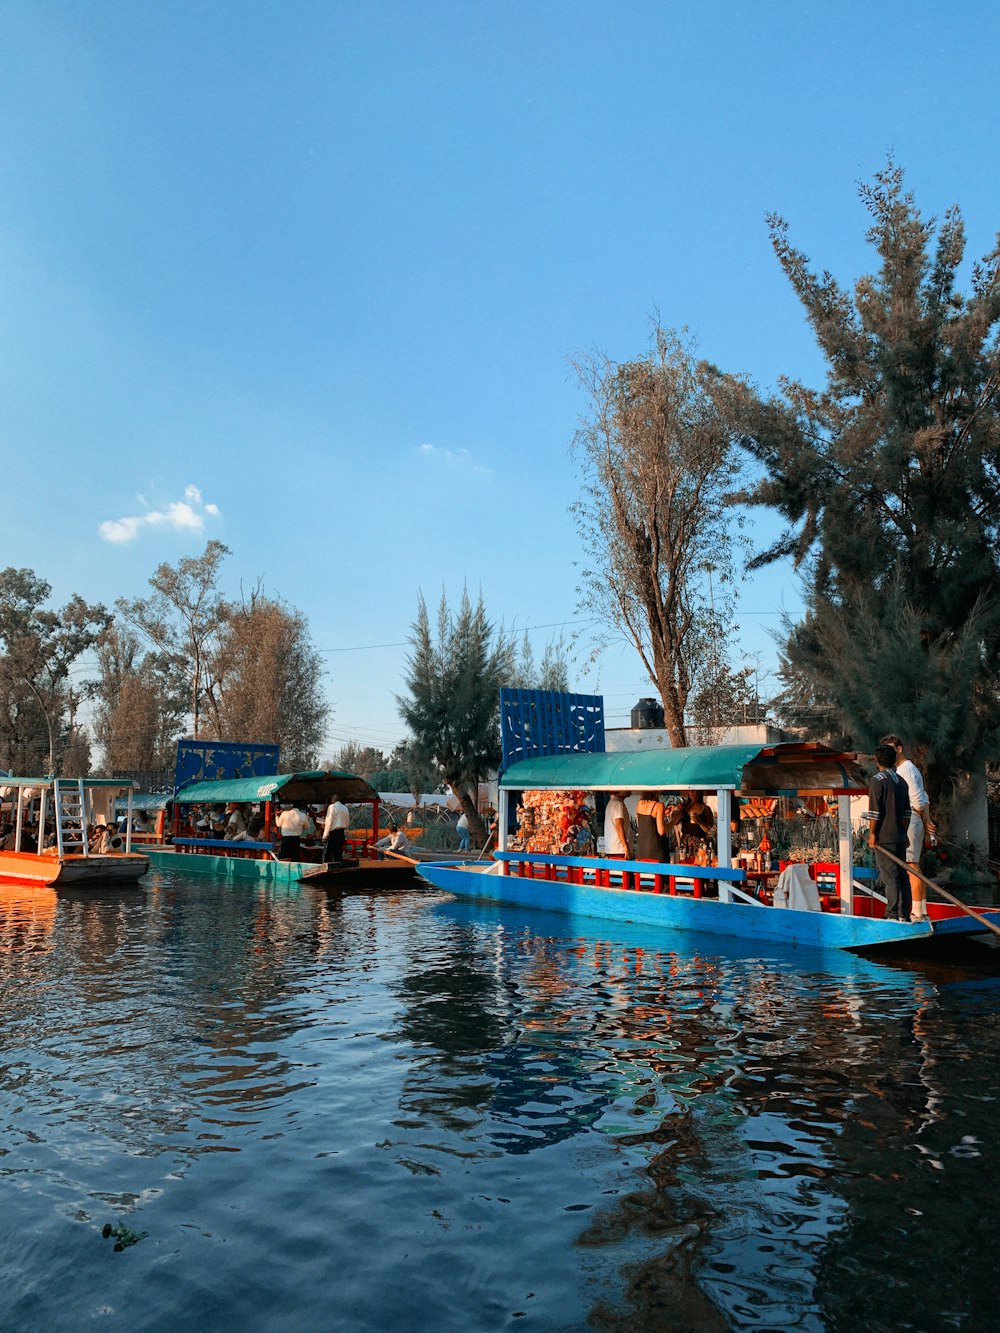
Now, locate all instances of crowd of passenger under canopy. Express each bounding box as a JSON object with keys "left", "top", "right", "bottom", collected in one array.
[{"left": 508, "top": 787, "right": 835, "bottom": 867}]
